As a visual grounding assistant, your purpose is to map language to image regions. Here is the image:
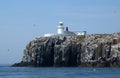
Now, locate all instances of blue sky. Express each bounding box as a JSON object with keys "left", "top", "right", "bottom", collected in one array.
[{"left": 0, "top": 0, "right": 120, "bottom": 65}]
